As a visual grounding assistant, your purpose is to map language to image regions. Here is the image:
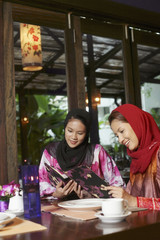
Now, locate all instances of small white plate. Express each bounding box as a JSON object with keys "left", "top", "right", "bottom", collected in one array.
[
  {"left": 0, "top": 213, "right": 9, "bottom": 221},
  {"left": 58, "top": 198, "right": 104, "bottom": 211},
  {"left": 5, "top": 209, "right": 24, "bottom": 217},
  {"left": 0, "top": 212, "right": 16, "bottom": 226},
  {"left": 95, "top": 211, "right": 131, "bottom": 223}
]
